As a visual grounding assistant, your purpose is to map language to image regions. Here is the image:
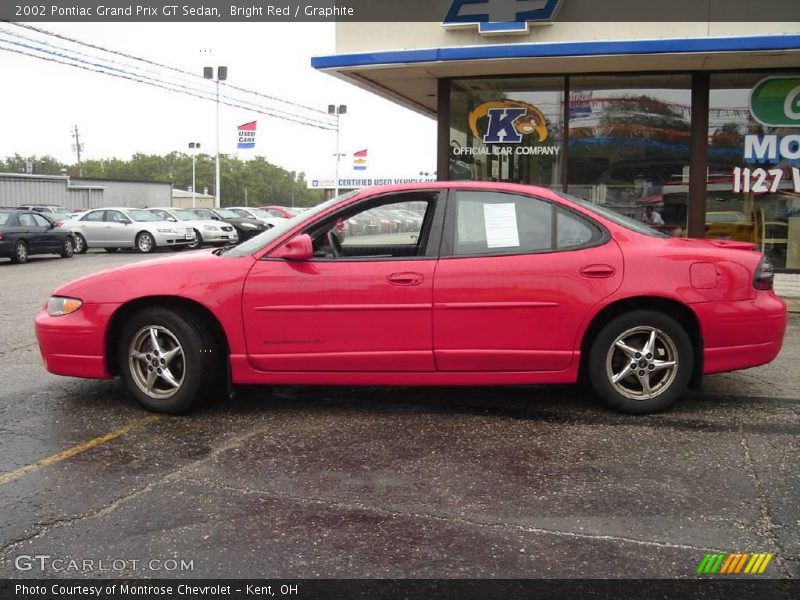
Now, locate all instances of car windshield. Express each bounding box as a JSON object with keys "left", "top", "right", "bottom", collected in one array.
[
  {"left": 51, "top": 207, "right": 71, "bottom": 216},
  {"left": 170, "top": 209, "right": 198, "bottom": 221},
  {"left": 0, "top": 212, "right": 9, "bottom": 225},
  {"left": 558, "top": 192, "right": 668, "bottom": 237},
  {"left": 224, "top": 192, "right": 359, "bottom": 257},
  {"left": 248, "top": 209, "right": 272, "bottom": 219},
  {"left": 126, "top": 210, "right": 162, "bottom": 222},
  {"left": 216, "top": 209, "right": 240, "bottom": 218}
]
